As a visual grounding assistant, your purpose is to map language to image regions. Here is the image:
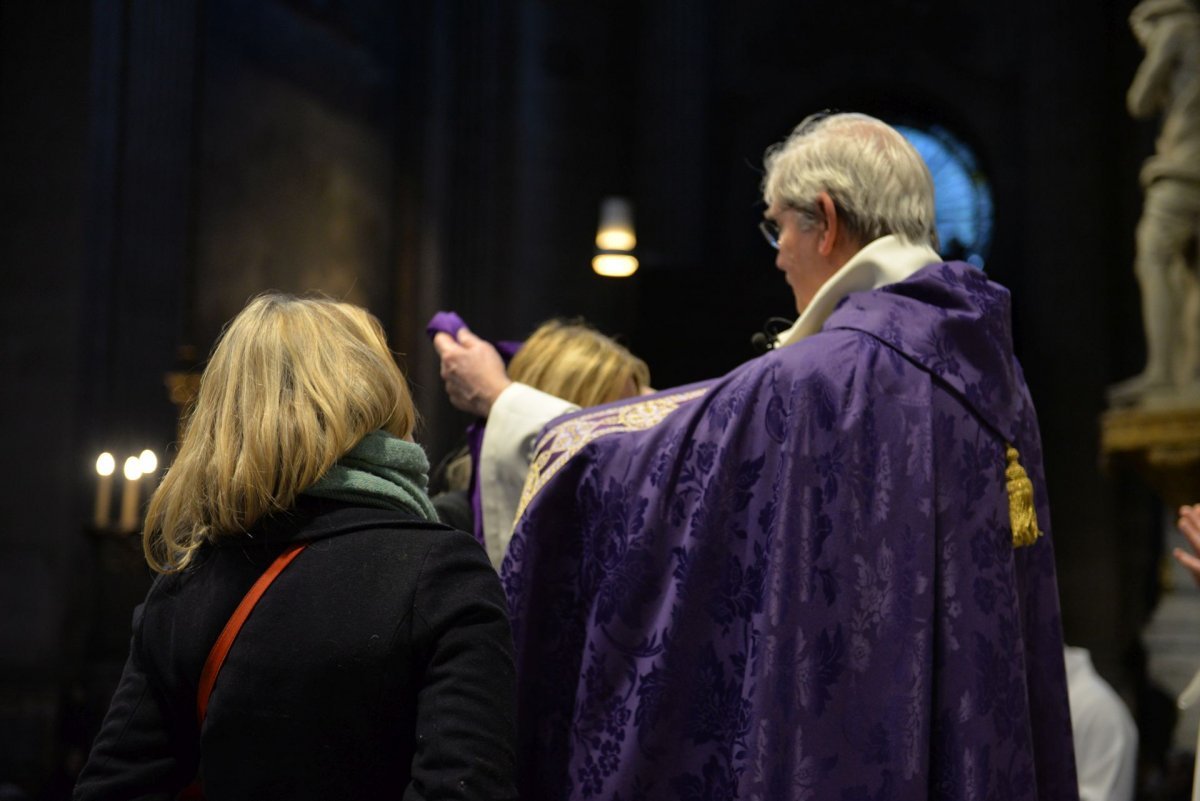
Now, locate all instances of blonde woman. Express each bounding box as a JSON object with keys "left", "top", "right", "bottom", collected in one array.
[
  {"left": 430, "top": 314, "right": 650, "bottom": 566},
  {"left": 507, "top": 319, "right": 651, "bottom": 408},
  {"left": 76, "top": 294, "right": 517, "bottom": 801}
]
